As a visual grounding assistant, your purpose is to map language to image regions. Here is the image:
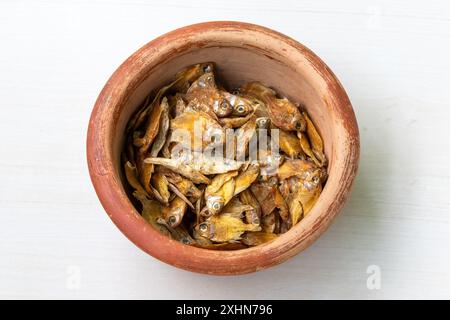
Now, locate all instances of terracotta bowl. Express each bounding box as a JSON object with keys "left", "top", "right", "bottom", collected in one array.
[{"left": 87, "top": 21, "right": 360, "bottom": 275}]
